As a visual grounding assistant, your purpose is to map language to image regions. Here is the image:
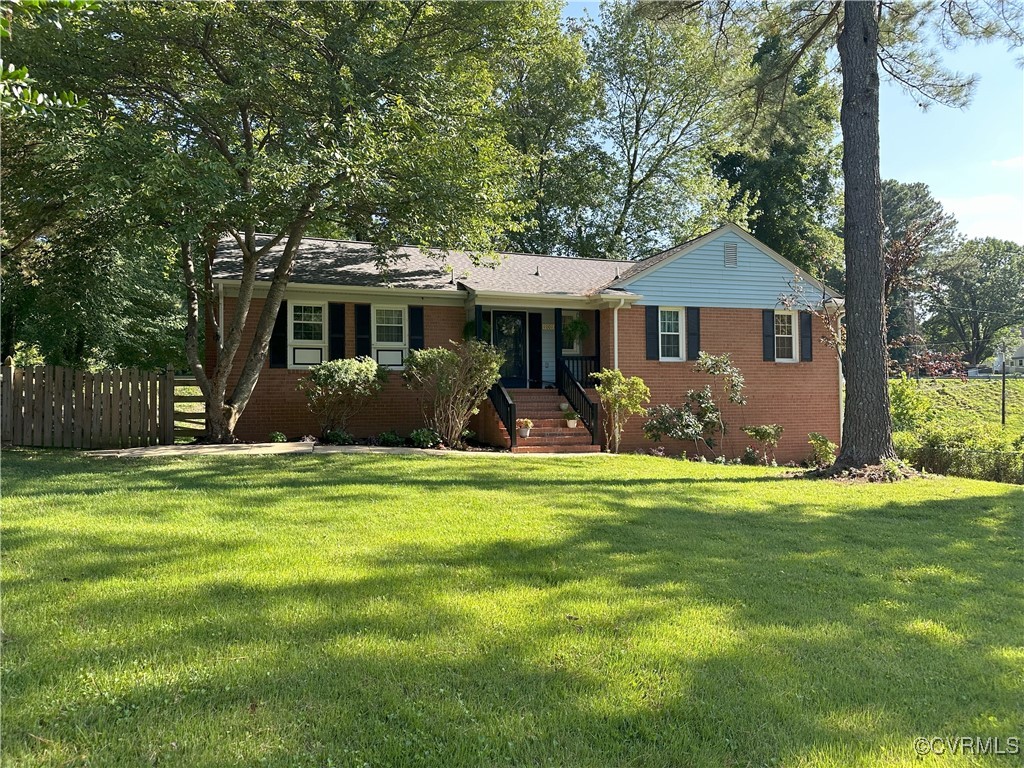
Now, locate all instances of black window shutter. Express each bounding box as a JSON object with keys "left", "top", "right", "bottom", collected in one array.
[
  {"left": 528, "top": 312, "right": 542, "bottom": 386},
  {"left": 269, "top": 300, "right": 288, "bottom": 368},
  {"left": 800, "top": 311, "right": 813, "bottom": 361},
  {"left": 645, "top": 305, "right": 660, "bottom": 360},
  {"left": 409, "top": 306, "right": 425, "bottom": 350},
  {"left": 762, "top": 309, "right": 776, "bottom": 362},
  {"left": 686, "top": 307, "right": 700, "bottom": 361},
  {"left": 328, "top": 302, "right": 345, "bottom": 360},
  {"left": 355, "top": 304, "right": 372, "bottom": 357}
]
